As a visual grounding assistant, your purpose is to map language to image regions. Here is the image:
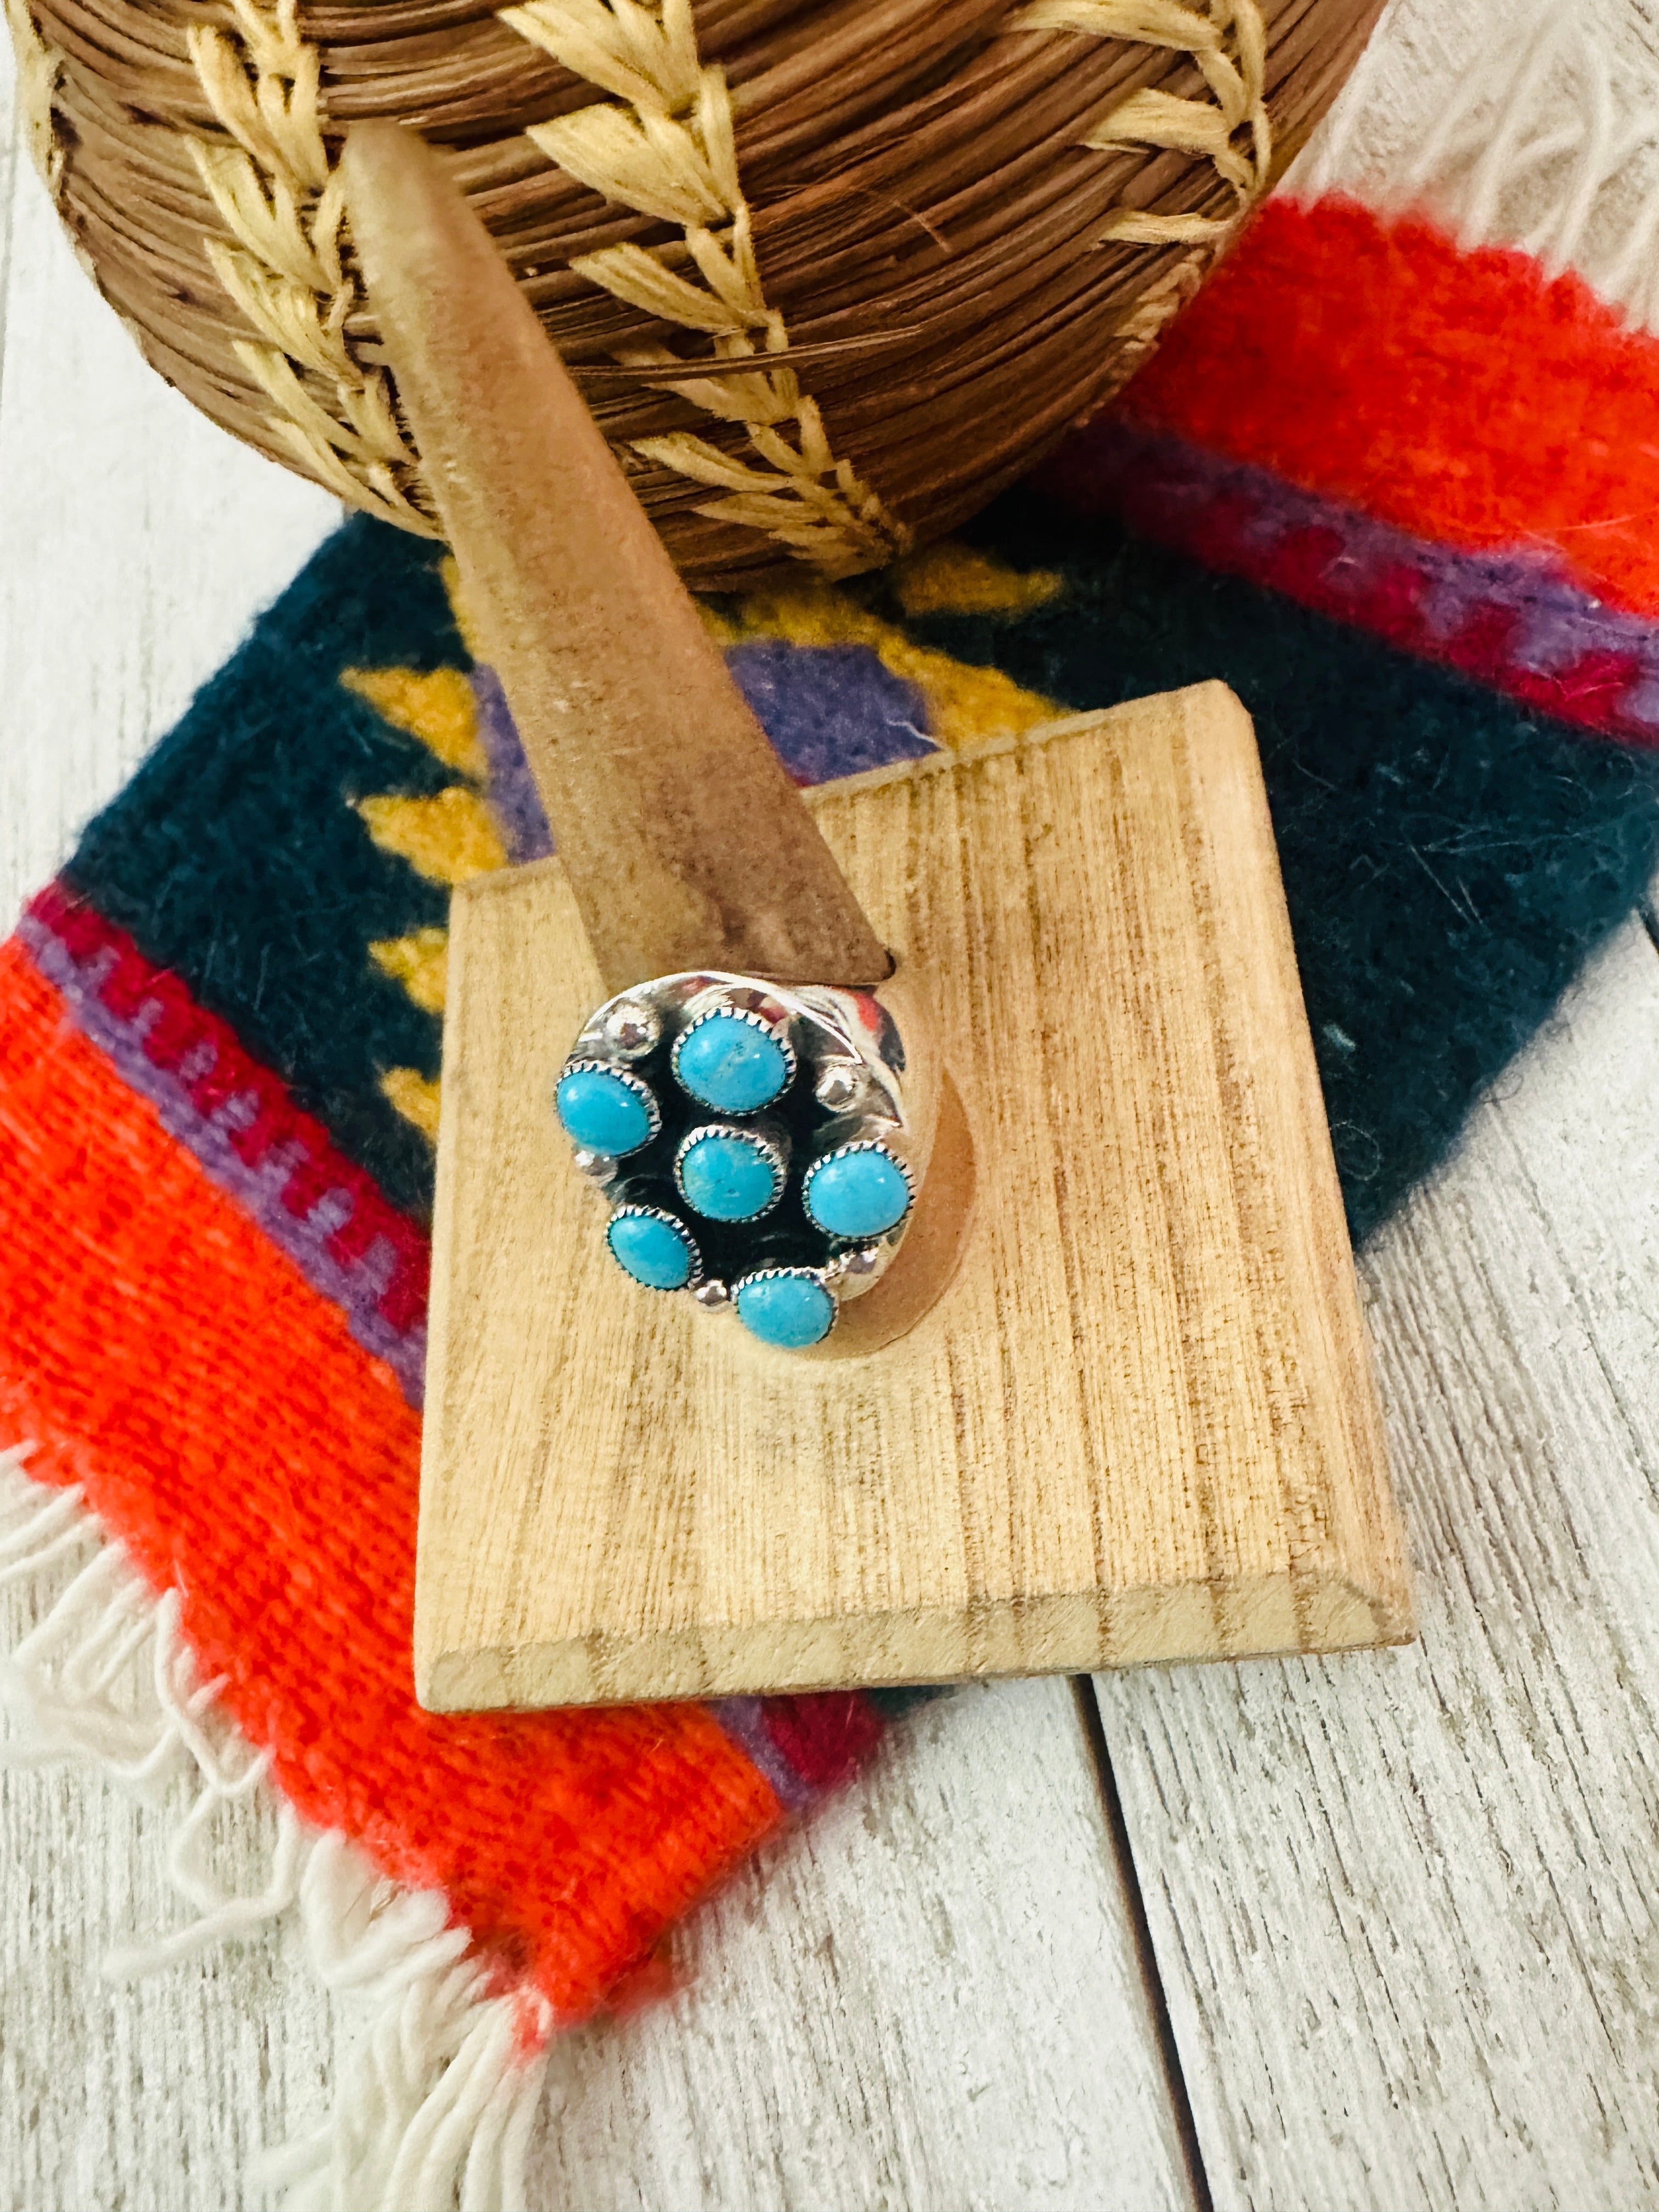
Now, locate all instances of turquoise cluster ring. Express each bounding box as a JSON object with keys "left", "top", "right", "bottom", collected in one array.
[{"left": 554, "top": 968, "right": 936, "bottom": 1351}]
